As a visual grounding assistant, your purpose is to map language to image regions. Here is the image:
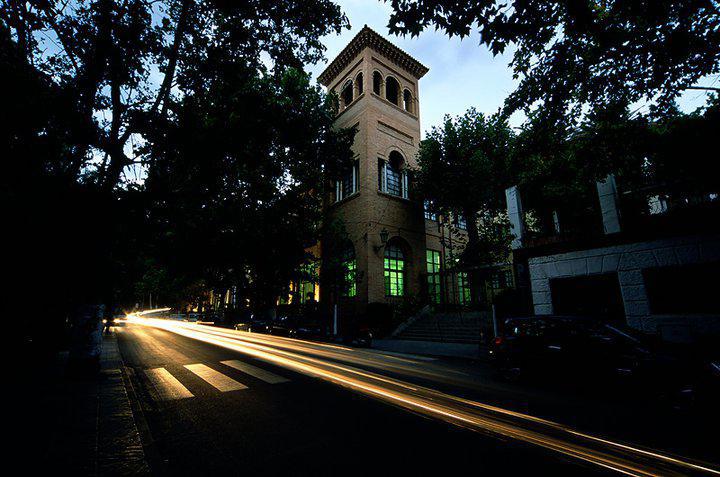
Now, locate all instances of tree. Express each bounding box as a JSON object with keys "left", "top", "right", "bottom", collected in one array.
[
  {"left": 1, "top": 0, "right": 349, "bottom": 191},
  {"left": 141, "top": 65, "right": 356, "bottom": 311},
  {"left": 388, "top": 1, "right": 720, "bottom": 121},
  {"left": 418, "top": 108, "right": 515, "bottom": 303},
  {"left": 514, "top": 95, "right": 720, "bottom": 237},
  {"left": 1, "top": 0, "right": 352, "bottom": 347}
]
